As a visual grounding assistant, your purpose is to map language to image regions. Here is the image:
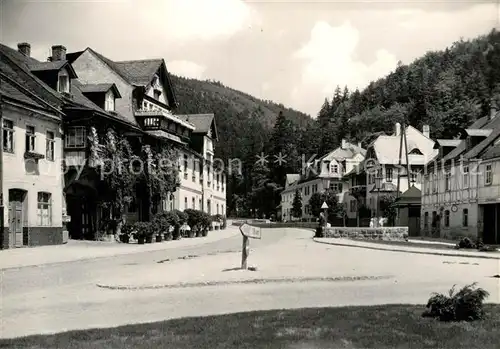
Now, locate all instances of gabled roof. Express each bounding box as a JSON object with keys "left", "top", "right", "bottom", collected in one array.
[
  {"left": 78, "top": 83, "right": 122, "bottom": 98},
  {"left": 319, "top": 141, "right": 366, "bottom": 162},
  {"left": 177, "top": 113, "right": 218, "bottom": 140},
  {"left": 29, "top": 60, "right": 78, "bottom": 78},
  {"left": 394, "top": 185, "right": 421, "bottom": 206},
  {"left": 0, "top": 72, "right": 45, "bottom": 110},
  {"left": 83, "top": 48, "right": 178, "bottom": 108},
  {"left": 482, "top": 141, "right": 500, "bottom": 160}
]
